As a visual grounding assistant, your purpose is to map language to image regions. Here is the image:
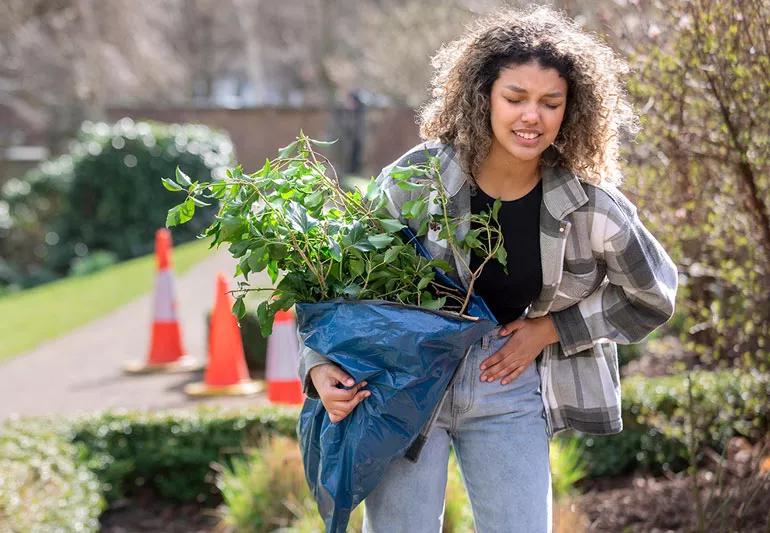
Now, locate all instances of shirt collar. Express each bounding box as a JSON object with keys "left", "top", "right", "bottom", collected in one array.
[{"left": 440, "top": 143, "right": 588, "bottom": 220}]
